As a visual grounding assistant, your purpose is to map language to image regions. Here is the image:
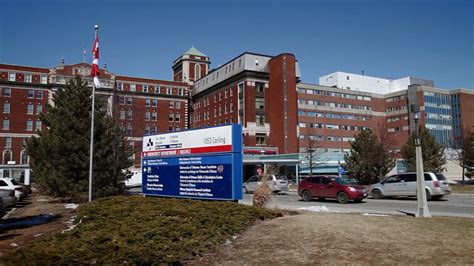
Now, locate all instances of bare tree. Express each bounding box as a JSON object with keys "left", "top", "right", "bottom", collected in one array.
[
  {"left": 449, "top": 130, "right": 474, "bottom": 186},
  {"left": 301, "top": 135, "right": 322, "bottom": 175}
]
